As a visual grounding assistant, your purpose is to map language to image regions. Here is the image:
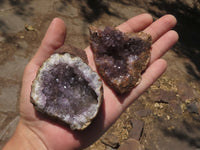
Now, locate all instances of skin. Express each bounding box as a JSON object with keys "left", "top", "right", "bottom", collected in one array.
[{"left": 3, "top": 13, "right": 178, "bottom": 150}]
